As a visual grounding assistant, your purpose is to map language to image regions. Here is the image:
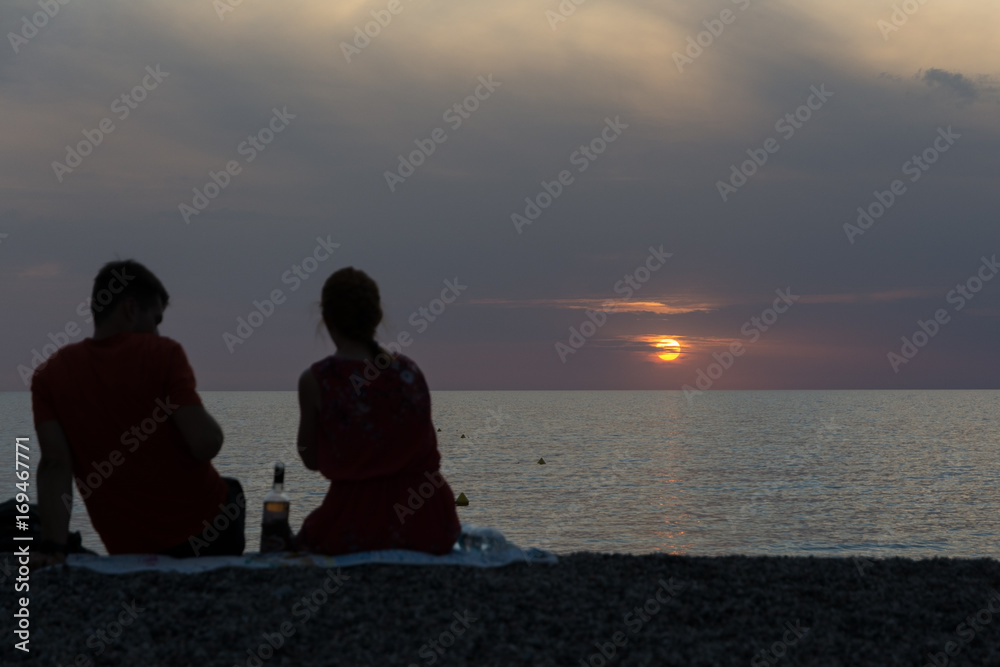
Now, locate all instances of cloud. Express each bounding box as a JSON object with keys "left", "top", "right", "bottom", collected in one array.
[
  {"left": 799, "top": 289, "right": 940, "bottom": 305},
  {"left": 2, "top": 0, "right": 999, "bottom": 389},
  {"left": 466, "top": 297, "right": 718, "bottom": 315},
  {"left": 921, "top": 68, "right": 979, "bottom": 100}
]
